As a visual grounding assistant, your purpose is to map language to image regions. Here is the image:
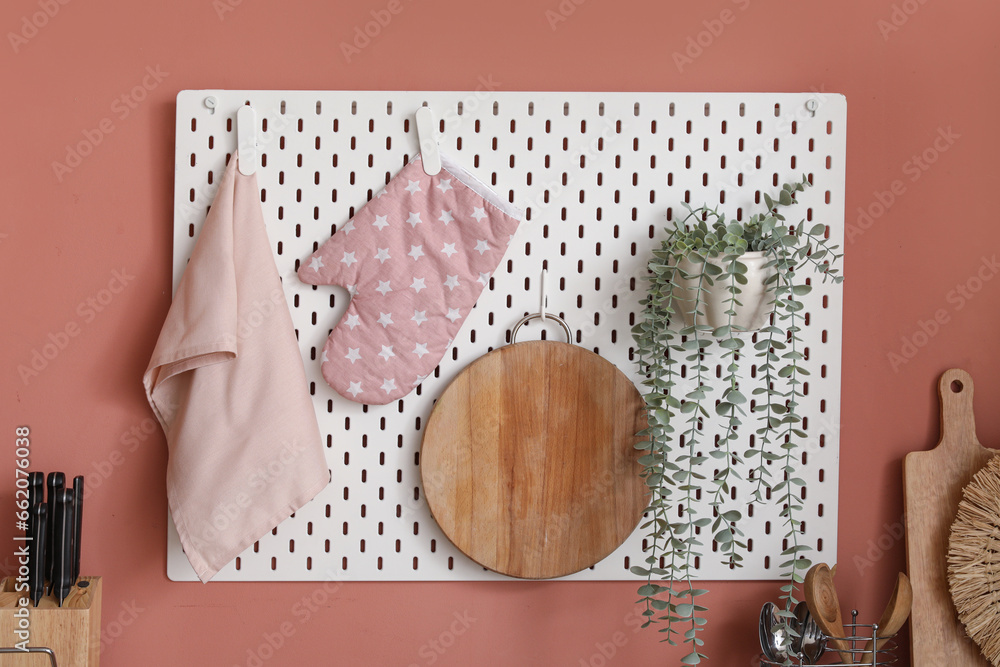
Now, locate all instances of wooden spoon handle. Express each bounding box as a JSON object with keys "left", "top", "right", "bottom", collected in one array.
[
  {"left": 859, "top": 573, "right": 913, "bottom": 665},
  {"left": 804, "top": 563, "right": 854, "bottom": 664},
  {"left": 814, "top": 623, "right": 855, "bottom": 665}
]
